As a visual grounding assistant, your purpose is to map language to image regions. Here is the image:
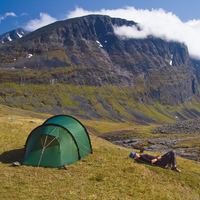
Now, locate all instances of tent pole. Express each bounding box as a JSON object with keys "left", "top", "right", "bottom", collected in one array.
[{"left": 34, "top": 135, "right": 48, "bottom": 176}]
